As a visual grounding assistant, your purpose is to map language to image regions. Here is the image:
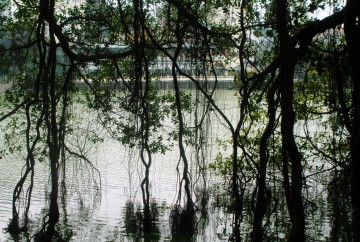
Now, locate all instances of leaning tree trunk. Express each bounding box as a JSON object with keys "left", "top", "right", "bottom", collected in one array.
[
  {"left": 276, "top": 0, "right": 306, "bottom": 241},
  {"left": 344, "top": 0, "right": 360, "bottom": 240}
]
